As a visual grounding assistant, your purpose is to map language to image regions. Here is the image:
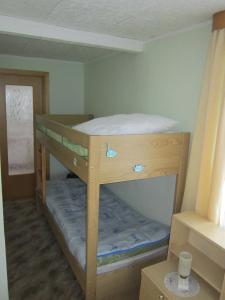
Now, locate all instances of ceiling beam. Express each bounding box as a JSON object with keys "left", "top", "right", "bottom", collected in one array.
[{"left": 0, "top": 15, "right": 143, "bottom": 53}]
